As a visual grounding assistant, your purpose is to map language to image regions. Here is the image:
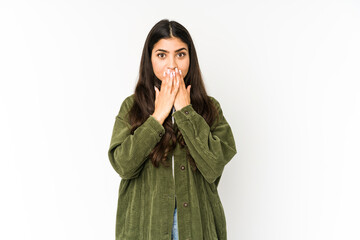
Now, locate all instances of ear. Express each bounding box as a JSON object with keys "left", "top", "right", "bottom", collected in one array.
[{"left": 187, "top": 85, "right": 191, "bottom": 94}]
